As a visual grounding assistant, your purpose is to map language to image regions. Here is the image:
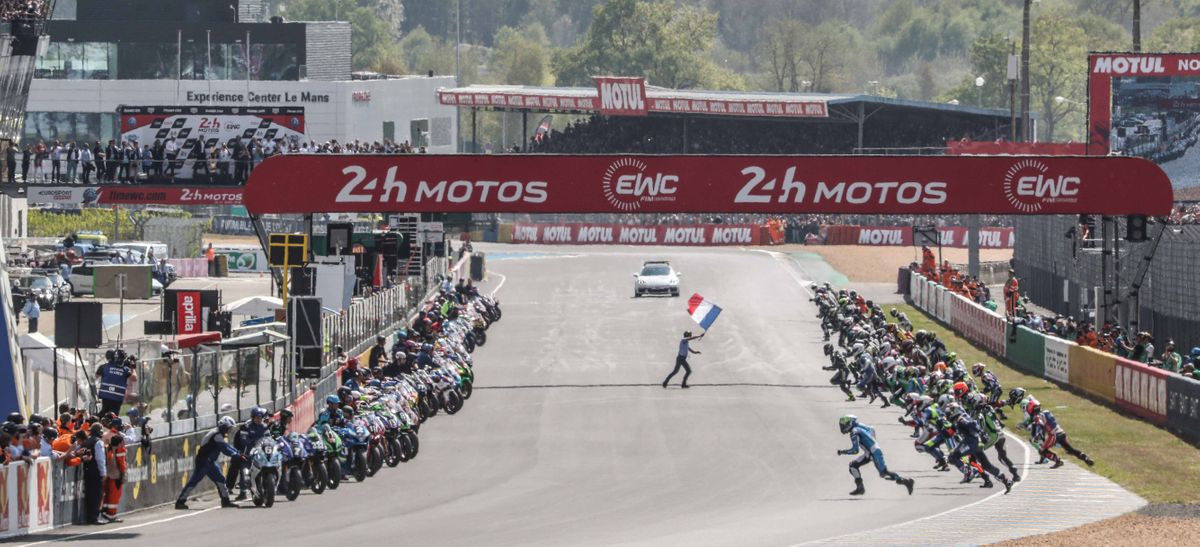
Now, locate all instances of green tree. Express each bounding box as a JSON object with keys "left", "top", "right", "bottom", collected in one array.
[
  {"left": 553, "top": 0, "right": 742, "bottom": 89},
  {"left": 941, "top": 33, "right": 1015, "bottom": 109},
  {"left": 1147, "top": 17, "right": 1200, "bottom": 50},
  {"left": 493, "top": 24, "right": 554, "bottom": 85},
  {"left": 1029, "top": 11, "right": 1089, "bottom": 141}
]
